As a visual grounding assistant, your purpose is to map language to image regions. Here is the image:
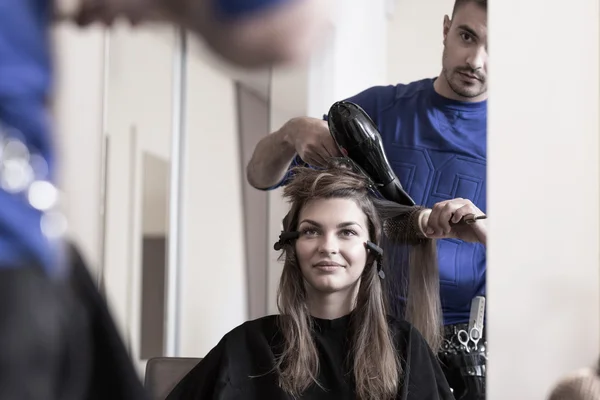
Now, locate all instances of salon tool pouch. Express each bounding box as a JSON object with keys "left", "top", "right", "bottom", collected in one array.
[
  {"left": 440, "top": 351, "right": 486, "bottom": 400},
  {"left": 459, "top": 352, "right": 486, "bottom": 400}
]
